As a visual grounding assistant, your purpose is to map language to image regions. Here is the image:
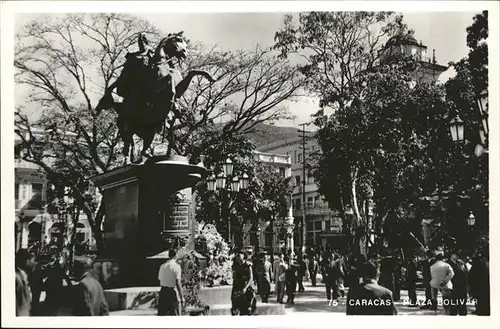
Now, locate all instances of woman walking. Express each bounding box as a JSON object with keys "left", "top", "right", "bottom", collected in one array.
[{"left": 231, "top": 249, "right": 256, "bottom": 315}]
